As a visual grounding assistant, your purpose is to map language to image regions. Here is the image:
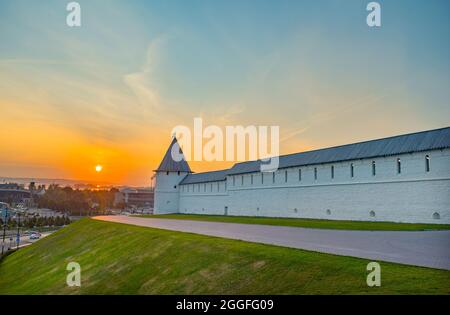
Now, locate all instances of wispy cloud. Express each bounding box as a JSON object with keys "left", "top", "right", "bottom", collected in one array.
[{"left": 123, "top": 36, "right": 166, "bottom": 116}]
